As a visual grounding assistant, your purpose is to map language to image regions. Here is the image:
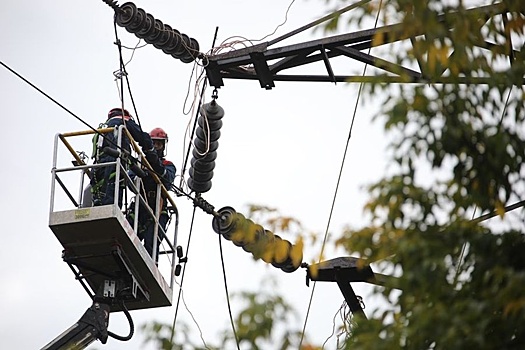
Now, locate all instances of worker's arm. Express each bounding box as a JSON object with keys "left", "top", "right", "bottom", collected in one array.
[
  {"left": 126, "top": 119, "right": 154, "bottom": 151},
  {"left": 145, "top": 152, "right": 175, "bottom": 182},
  {"left": 161, "top": 160, "right": 176, "bottom": 185}
]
